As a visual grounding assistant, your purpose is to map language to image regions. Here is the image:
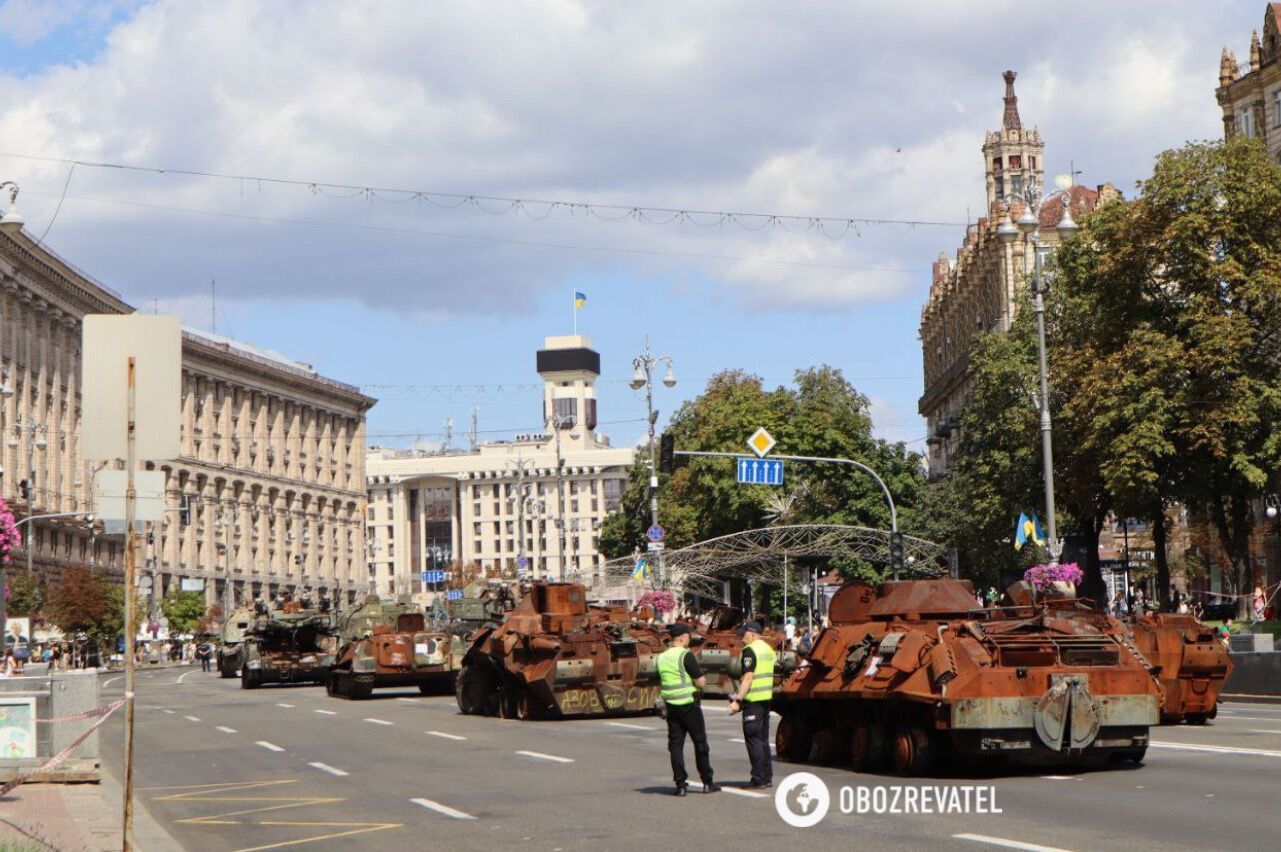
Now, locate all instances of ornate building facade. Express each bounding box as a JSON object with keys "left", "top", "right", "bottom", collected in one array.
[
  {"left": 918, "top": 71, "right": 1112, "bottom": 477},
  {"left": 366, "top": 335, "right": 633, "bottom": 594},
  {"left": 0, "top": 227, "right": 375, "bottom": 613},
  {"left": 1217, "top": 4, "right": 1281, "bottom": 161}
]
